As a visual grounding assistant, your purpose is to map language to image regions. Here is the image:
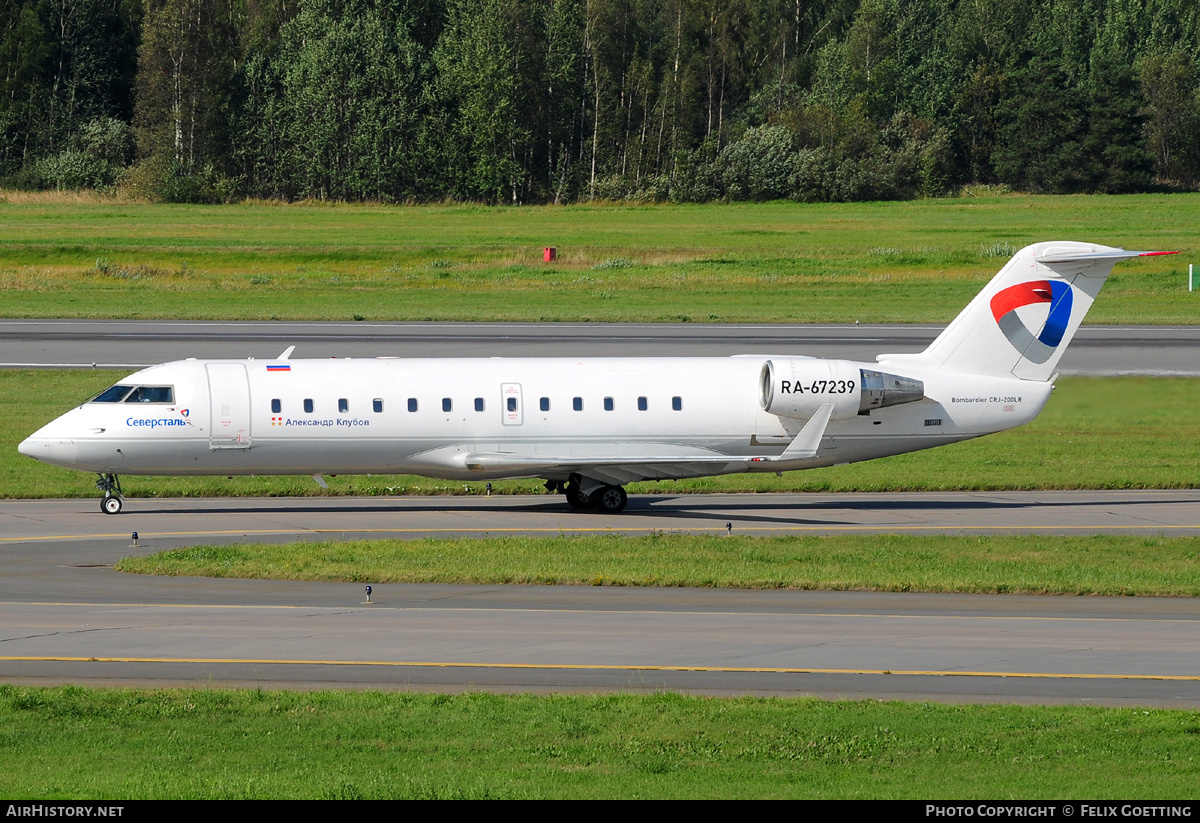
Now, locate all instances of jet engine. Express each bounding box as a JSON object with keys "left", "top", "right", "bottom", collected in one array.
[{"left": 760, "top": 359, "right": 924, "bottom": 419}]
